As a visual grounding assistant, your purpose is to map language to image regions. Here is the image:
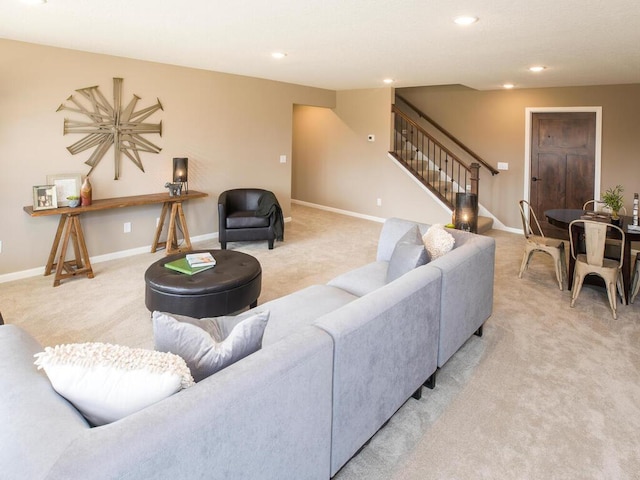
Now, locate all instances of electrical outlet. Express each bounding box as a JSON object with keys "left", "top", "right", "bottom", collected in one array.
[
  {"left": 279, "top": 155, "right": 287, "bottom": 163},
  {"left": 0, "top": 240, "right": 3, "bottom": 253},
  {"left": 376, "top": 198, "right": 382, "bottom": 207},
  {"left": 124, "top": 222, "right": 132, "bottom": 233}
]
